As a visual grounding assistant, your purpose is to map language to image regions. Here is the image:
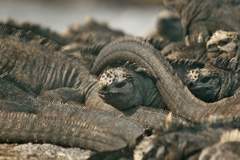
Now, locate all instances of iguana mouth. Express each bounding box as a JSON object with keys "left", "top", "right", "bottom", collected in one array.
[{"left": 98, "top": 87, "right": 119, "bottom": 98}]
